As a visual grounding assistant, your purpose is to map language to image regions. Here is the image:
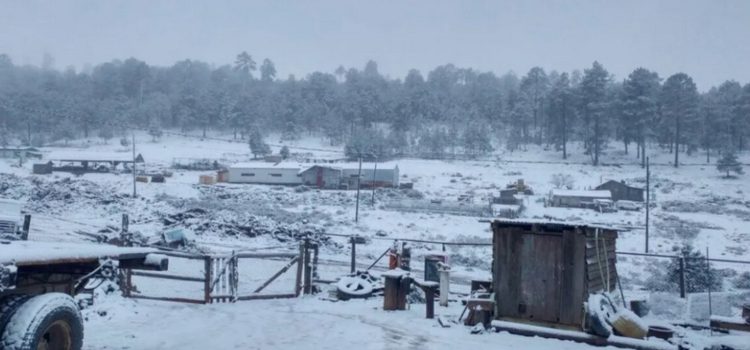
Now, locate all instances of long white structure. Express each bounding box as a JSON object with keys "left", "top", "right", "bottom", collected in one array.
[
  {"left": 227, "top": 162, "right": 400, "bottom": 188},
  {"left": 227, "top": 162, "right": 303, "bottom": 185}
]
